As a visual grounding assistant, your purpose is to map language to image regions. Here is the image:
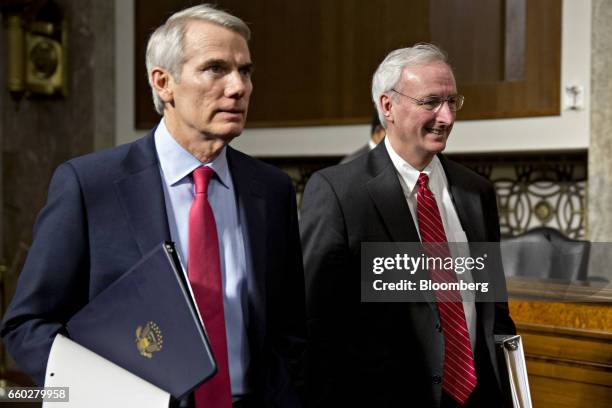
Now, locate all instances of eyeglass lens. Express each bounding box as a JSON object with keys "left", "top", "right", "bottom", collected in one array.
[{"left": 421, "top": 96, "right": 463, "bottom": 111}]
